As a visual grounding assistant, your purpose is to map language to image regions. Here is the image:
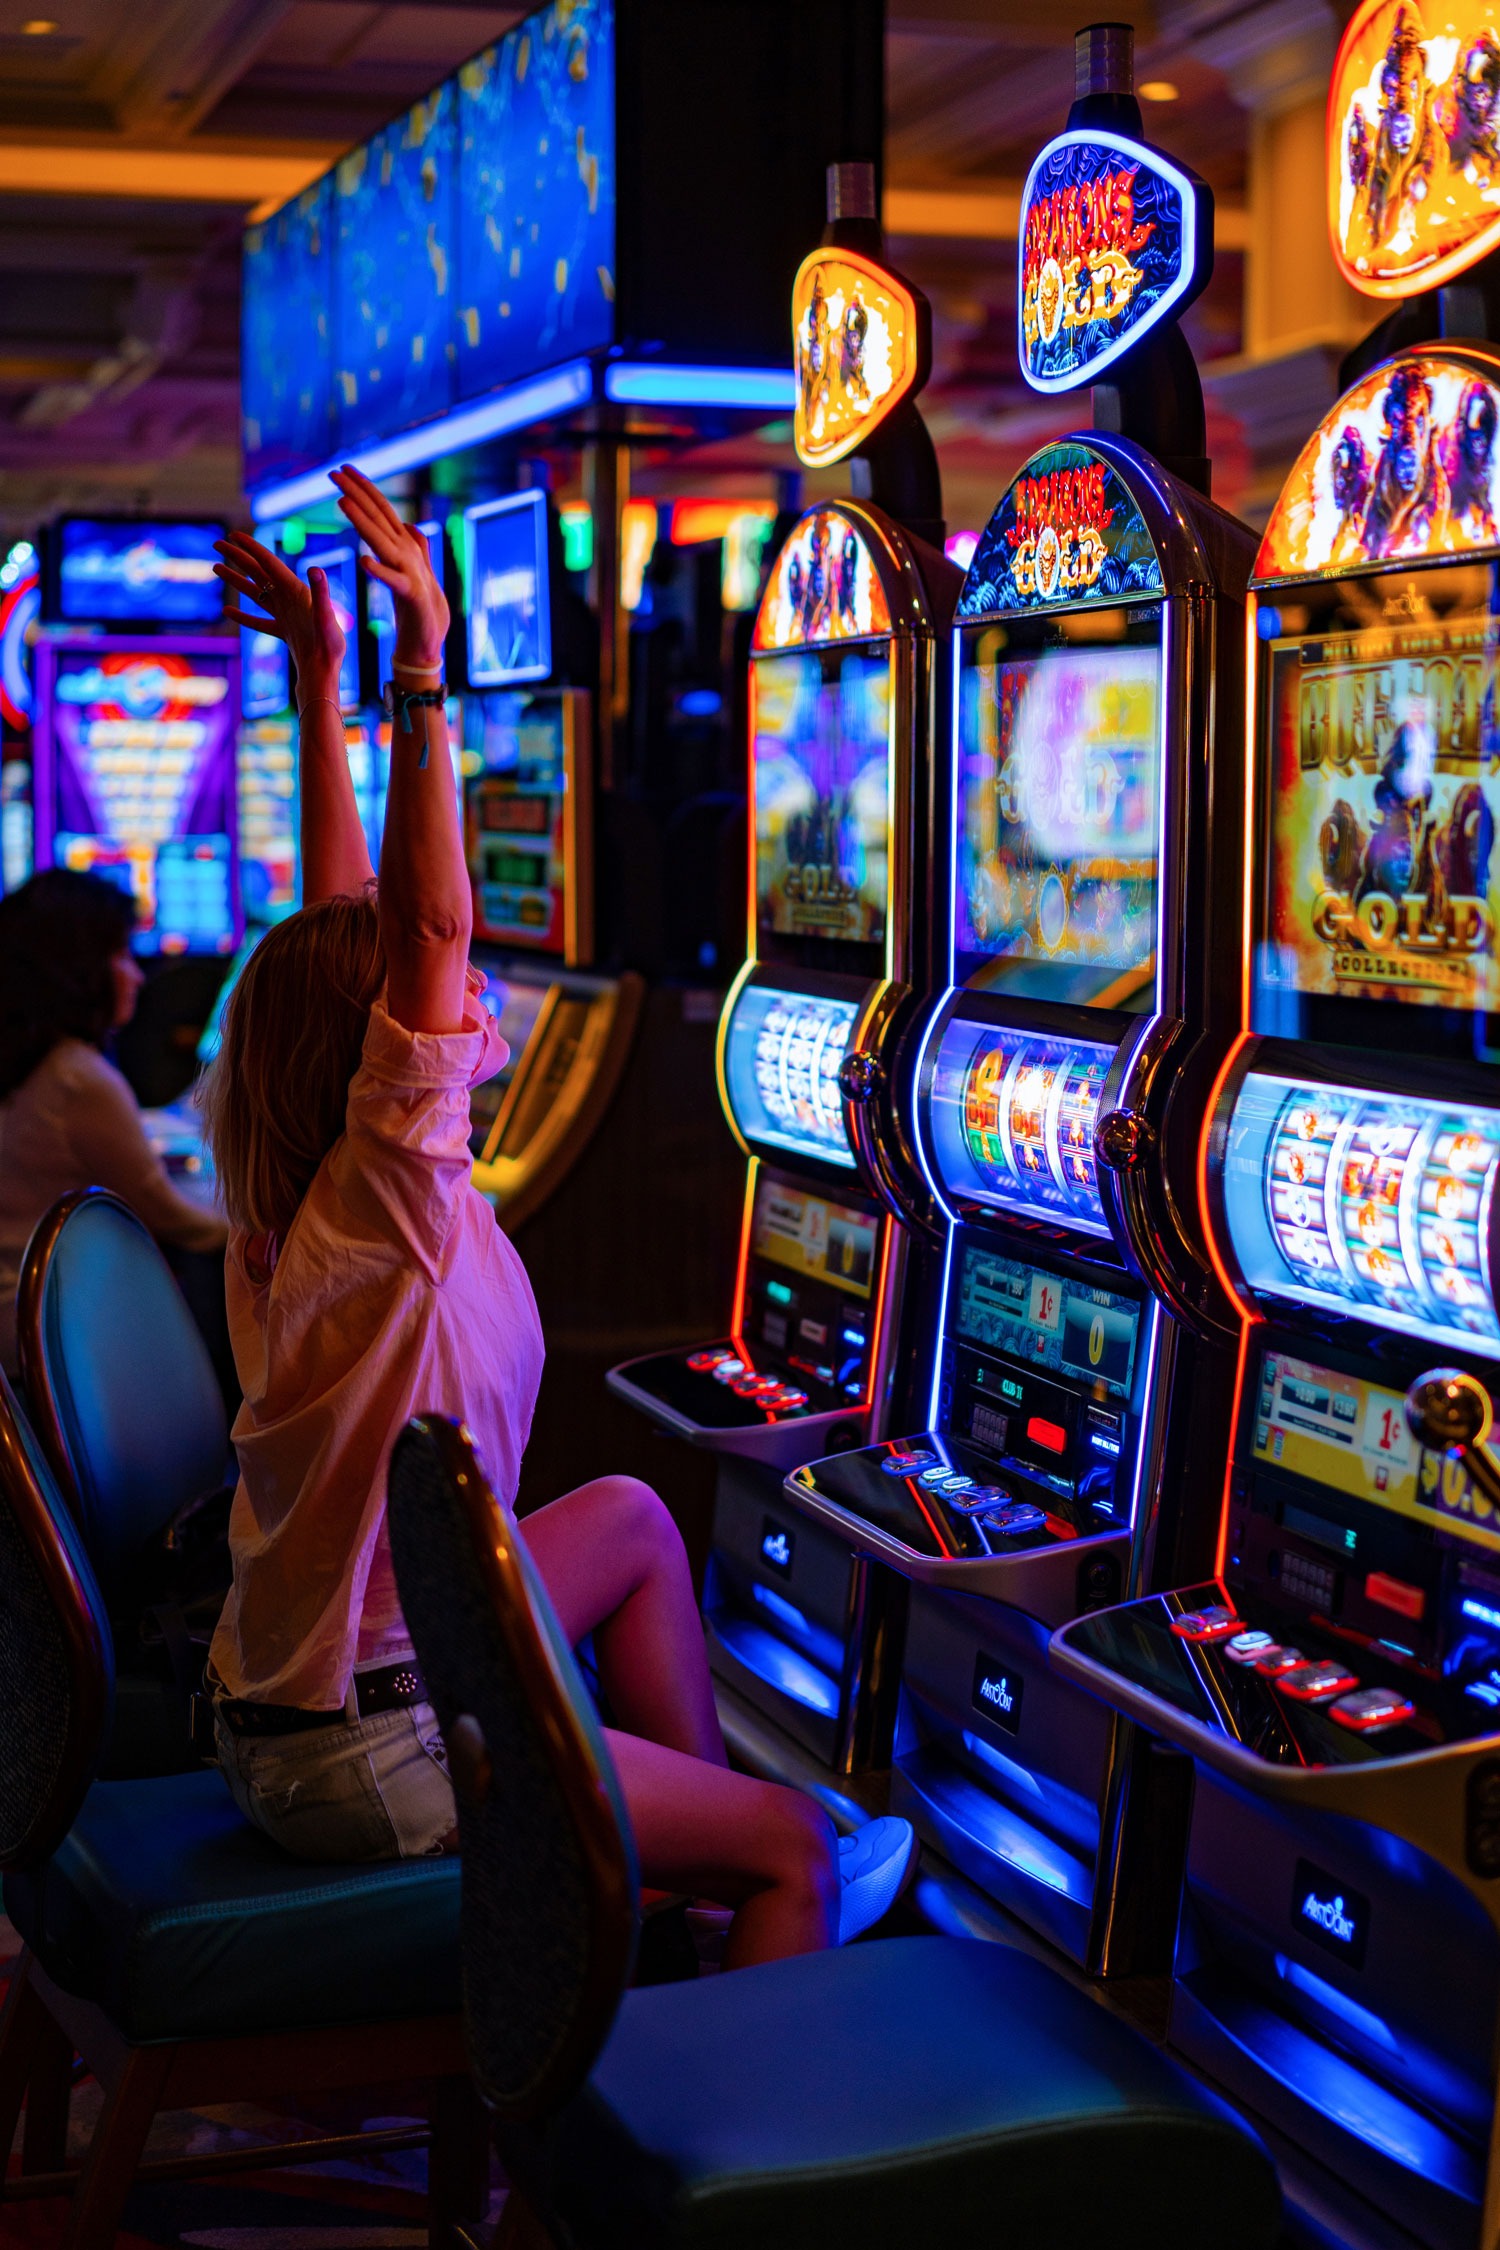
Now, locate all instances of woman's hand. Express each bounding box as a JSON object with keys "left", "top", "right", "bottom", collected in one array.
[
  {"left": 214, "top": 533, "right": 345, "bottom": 705},
  {"left": 332, "top": 463, "right": 451, "bottom": 673}
]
